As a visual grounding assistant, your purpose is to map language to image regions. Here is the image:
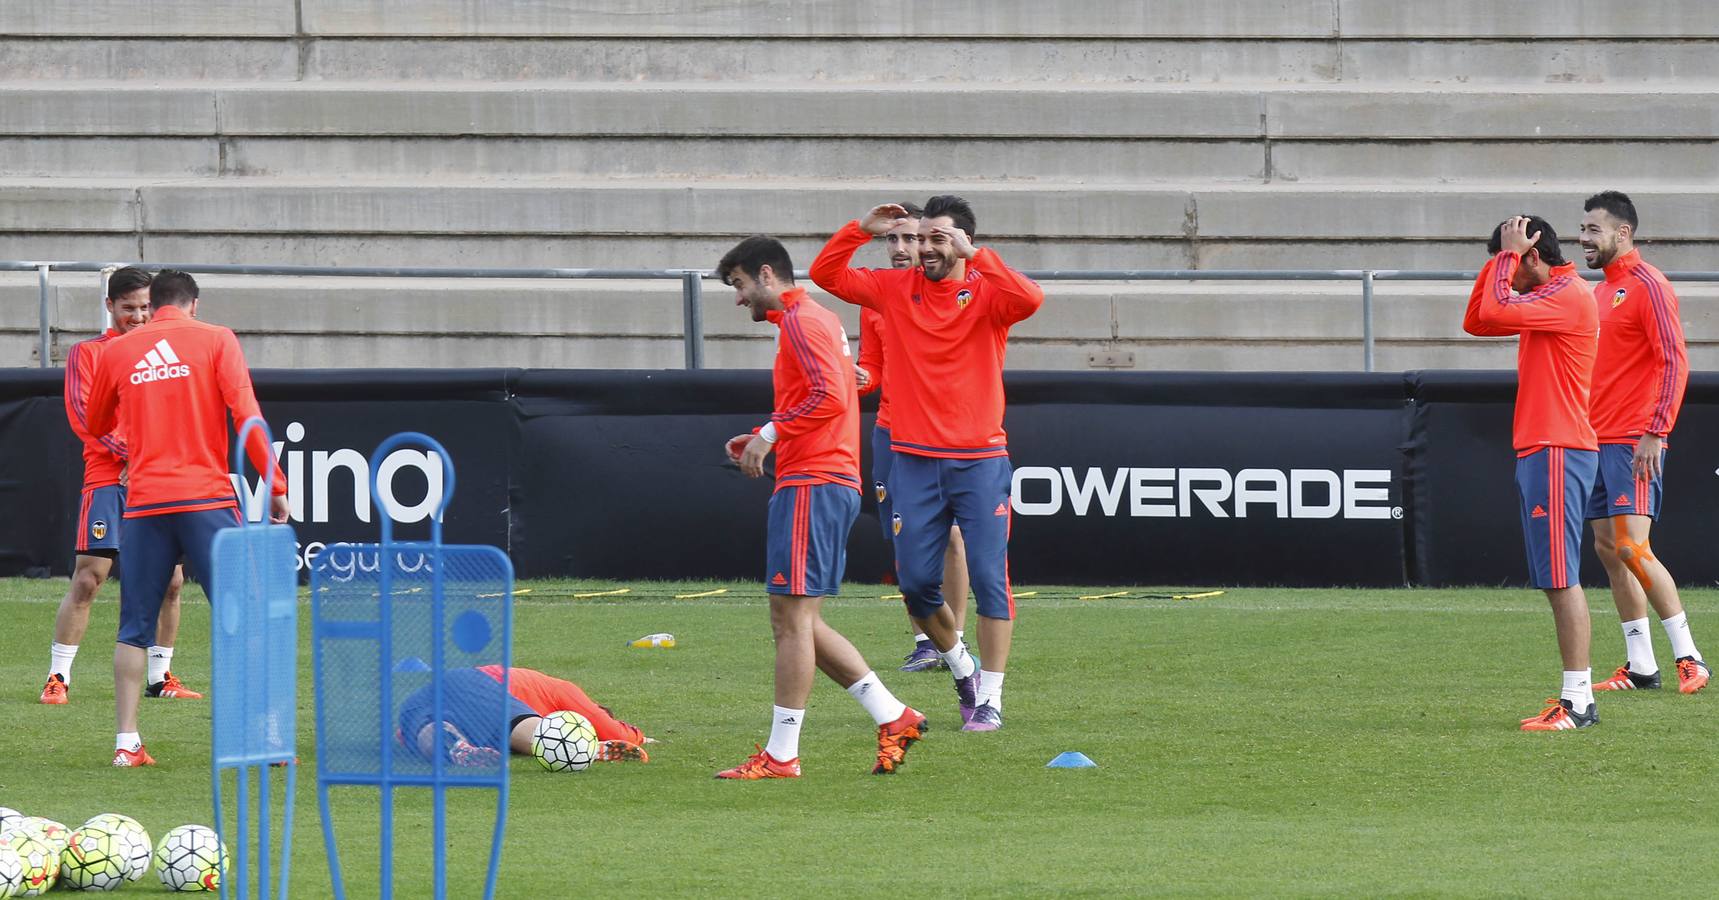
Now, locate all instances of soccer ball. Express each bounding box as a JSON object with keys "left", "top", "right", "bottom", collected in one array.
[
  {"left": 153, "top": 825, "right": 226, "bottom": 893},
  {"left": 0, "top": 842, "right": 25, "bottom": 898},
  {"left": 532, "top": 710, "right": 597, "bottom": 772},
  {"left": 0, "top": 834, "right": 57, "bottom": 896},
  {"left": 78, "top": 816, "right": 149, "bottom": 882},
  {"left": 58, "top": 826, "right": 127, "bottom": 892},
  {"left": 7, "top": 820, "right": 67, "bottom": 857}
]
